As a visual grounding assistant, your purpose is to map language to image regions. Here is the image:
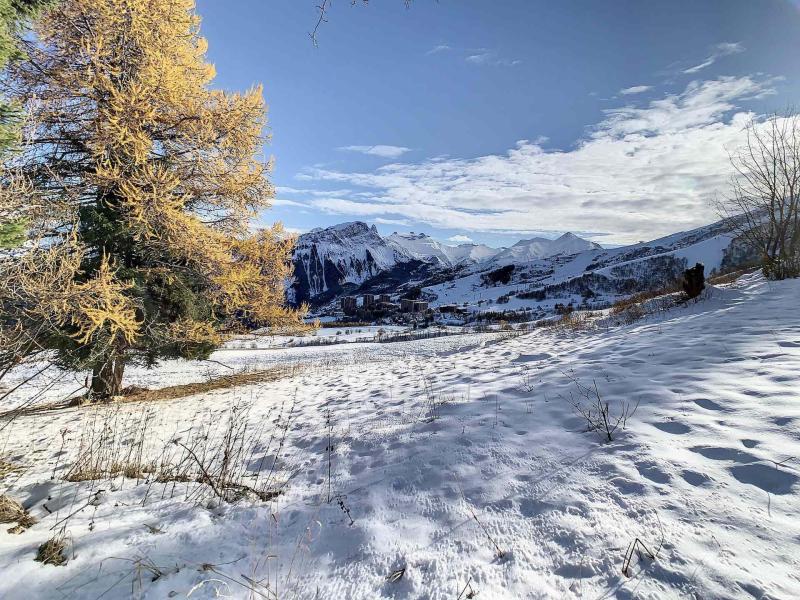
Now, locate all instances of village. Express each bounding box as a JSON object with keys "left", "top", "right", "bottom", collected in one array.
[{"left": 339, "top": 293, "right": 469, "bottom": 324}]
